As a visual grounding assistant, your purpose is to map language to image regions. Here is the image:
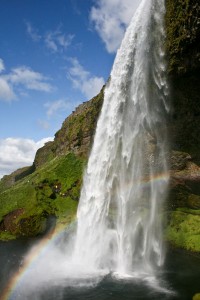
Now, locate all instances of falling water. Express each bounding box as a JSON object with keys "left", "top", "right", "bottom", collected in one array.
[{"left": 72, "top": 0, "right": 169, "bottom": 278}]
